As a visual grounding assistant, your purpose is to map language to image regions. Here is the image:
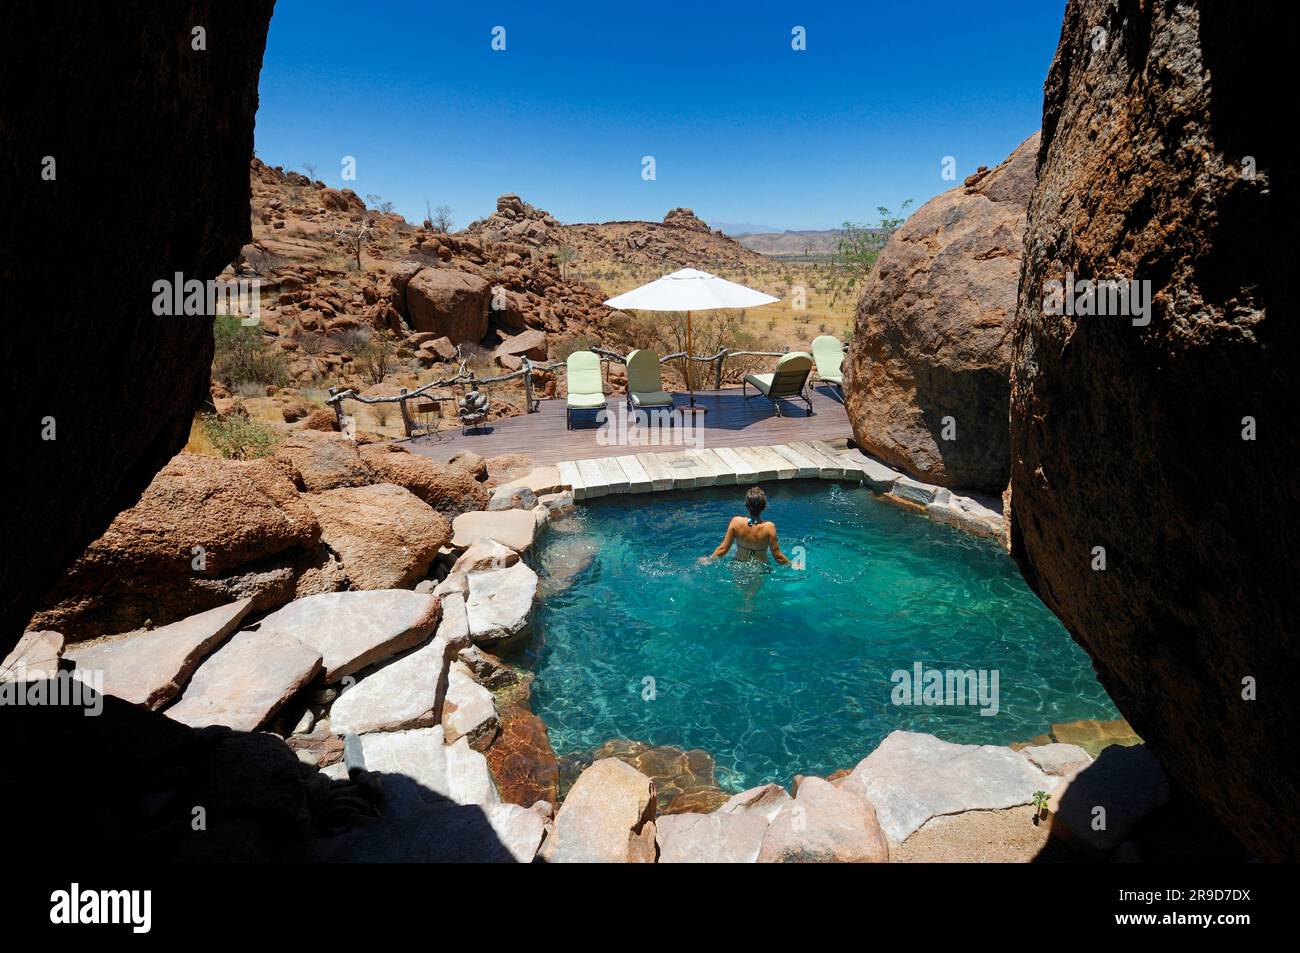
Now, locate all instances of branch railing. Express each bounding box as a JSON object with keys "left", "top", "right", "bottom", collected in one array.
[{"left": 325, "top": 344, "right": 807, "bottom": 437}]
